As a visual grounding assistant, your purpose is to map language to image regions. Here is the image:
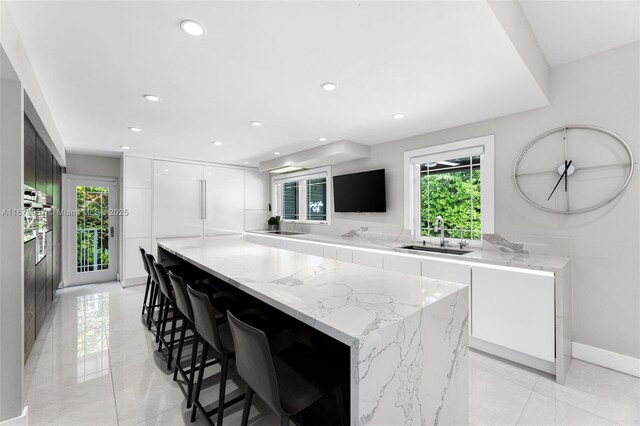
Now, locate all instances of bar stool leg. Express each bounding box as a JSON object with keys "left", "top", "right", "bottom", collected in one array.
[
  {"left": 190, "top": 342, "right": 210, "bottom": 422},
  {"left": 155, "top": 294, "right": 165, "bottom": 343},
  {"left": 174, "top": 323, "right": 187, "bottom": 382},
  {"left": 187, "top": 332, "right": 200, "bottom": 408},
  {"left": 167, "top": 310, "right": 179, "bottom": 371},
  {"left": 147, "top": 282, "right": 157, "bottom": 330},
  {"left": 216, "top": 353, "right": 229, "bottom": 426},
  {"left": 240, "top": 387, "right": 254, "bottom": 426},
  {"left": 158, "top": 298, "right": 170, "bottom": 352},
  {"left": 141, "top": 275, "right": 151, "bottom": 316},
  {"left": 280, "top": 415, "right": 289, "bottom": 426}
]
